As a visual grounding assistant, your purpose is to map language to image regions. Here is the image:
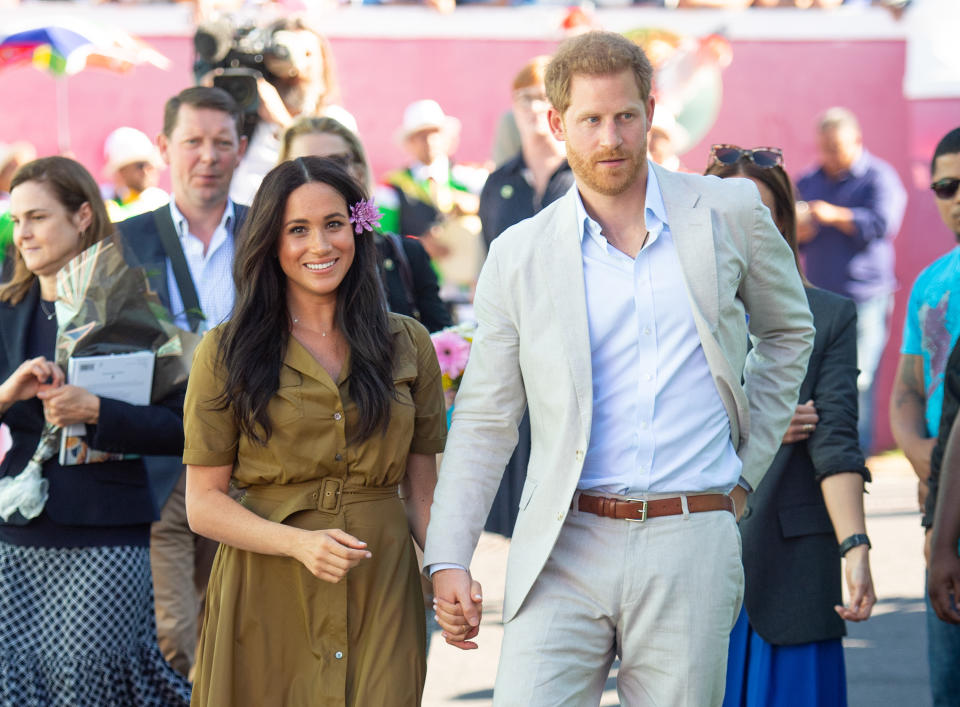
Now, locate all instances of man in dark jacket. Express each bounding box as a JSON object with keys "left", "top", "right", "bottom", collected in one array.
[{"left": 117, "top": 86, "right": 247, "bottom": 679}]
